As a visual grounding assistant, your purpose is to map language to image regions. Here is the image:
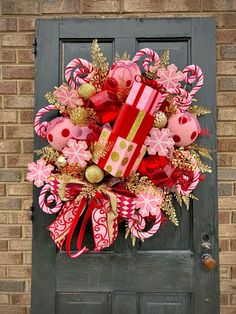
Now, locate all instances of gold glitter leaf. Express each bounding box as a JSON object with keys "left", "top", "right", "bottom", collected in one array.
[
  {"left": 190, "top": 143, "right": 212, "bottom": 160},
  {"left": 161, "top": 190, "right": 179, "bottom": 226},
  {"left": 35, "top": 146, "right": 59, "bottom": 164},
  {"left": 114, "top": 51, "right": 130, "bottom": 62},
  {"left": 188, "top": 105, "right": 211, "bottom": 116},
  {"left": 159, "top": 49, "right": 170, "bottom": 69}
]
